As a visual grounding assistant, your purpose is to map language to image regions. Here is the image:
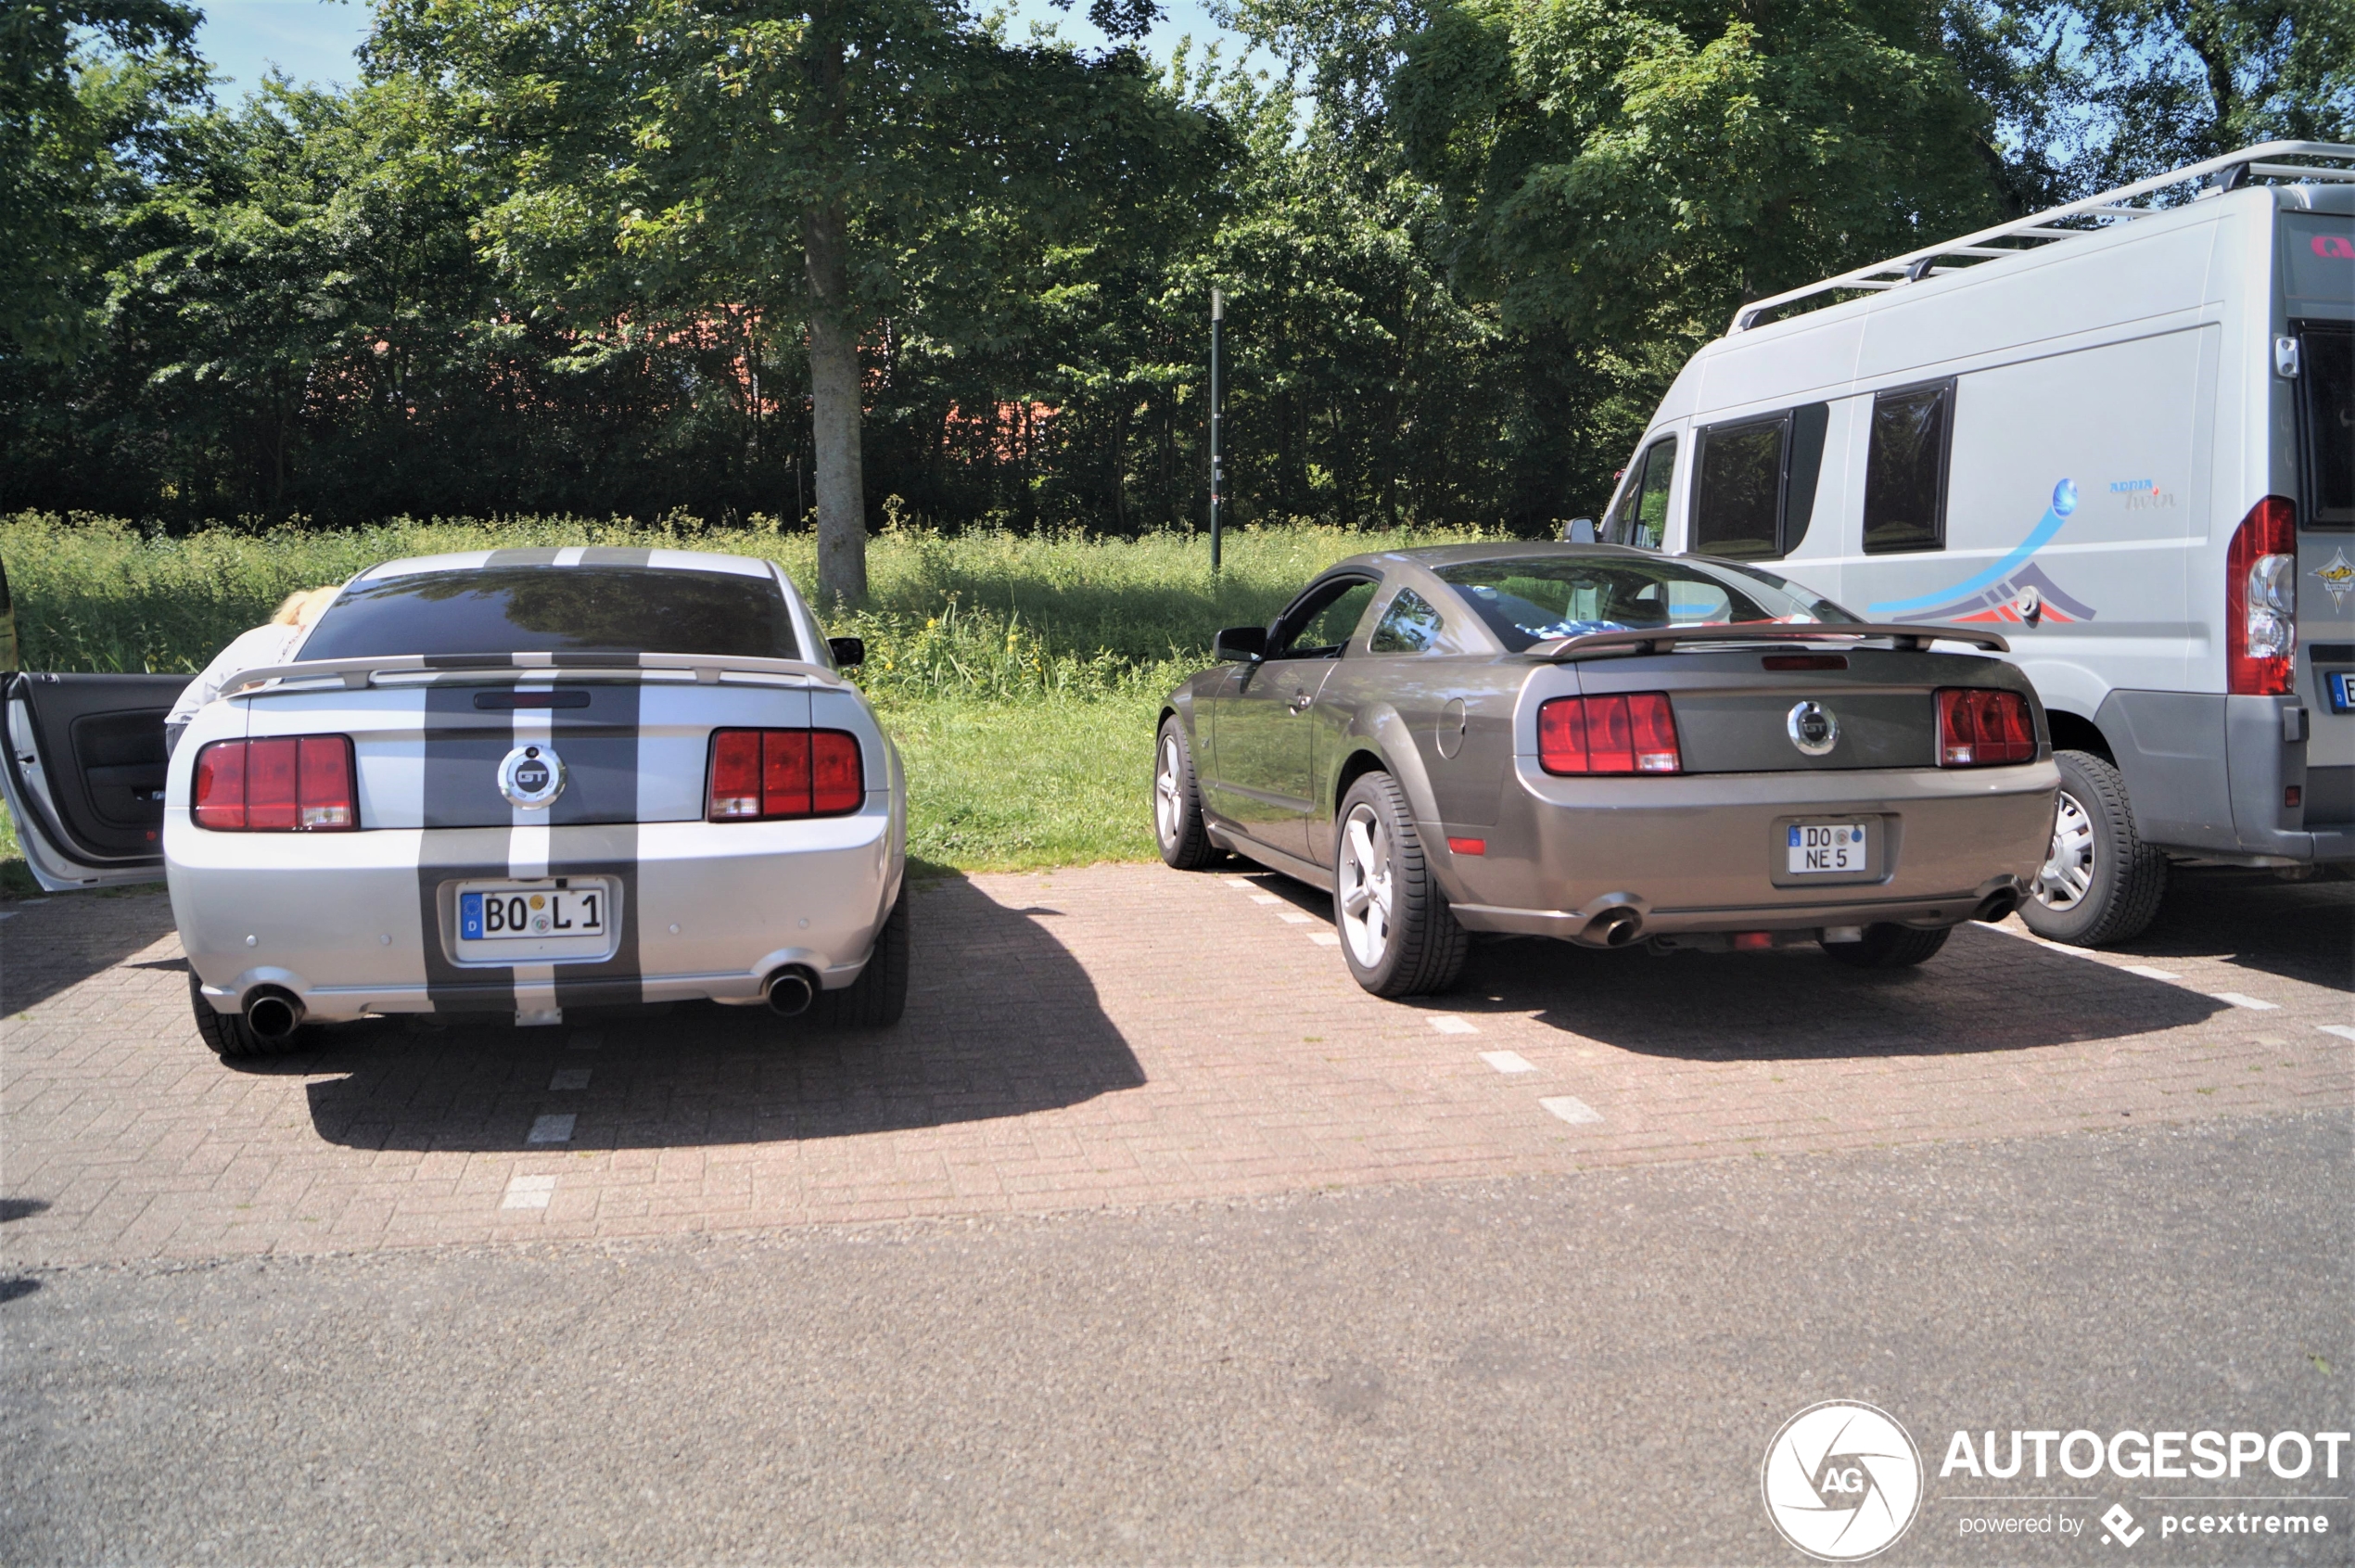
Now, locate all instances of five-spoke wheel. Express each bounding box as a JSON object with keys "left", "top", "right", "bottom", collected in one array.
[{"left": 1331, "top": 771, "right": 1468, "bottom": 997}]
